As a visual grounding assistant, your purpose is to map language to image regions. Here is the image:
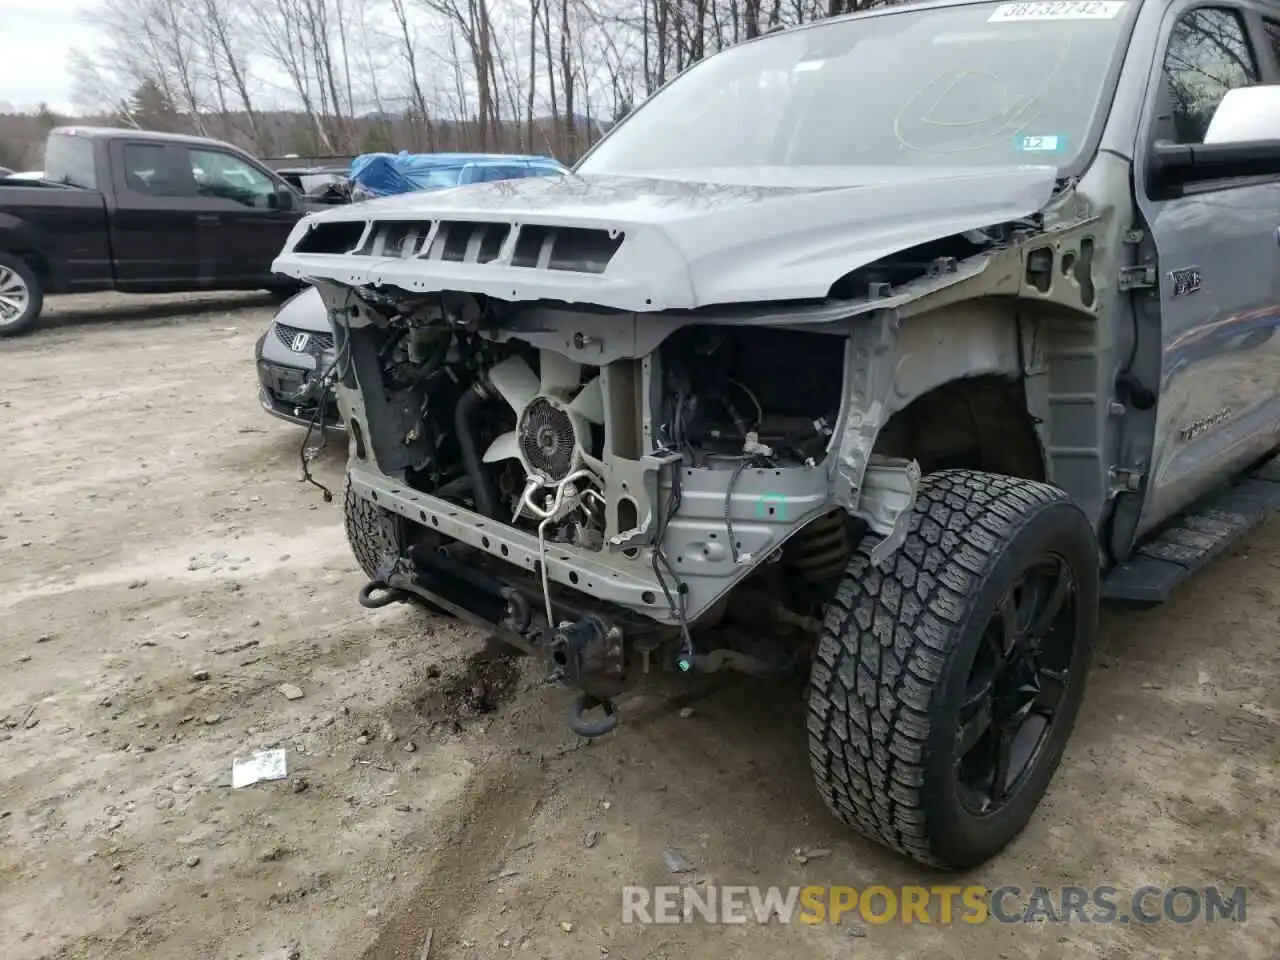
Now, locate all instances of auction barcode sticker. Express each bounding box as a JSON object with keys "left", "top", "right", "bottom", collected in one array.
[{"left": 989, "top": 1, "right": 1126, "bottom": 21}]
